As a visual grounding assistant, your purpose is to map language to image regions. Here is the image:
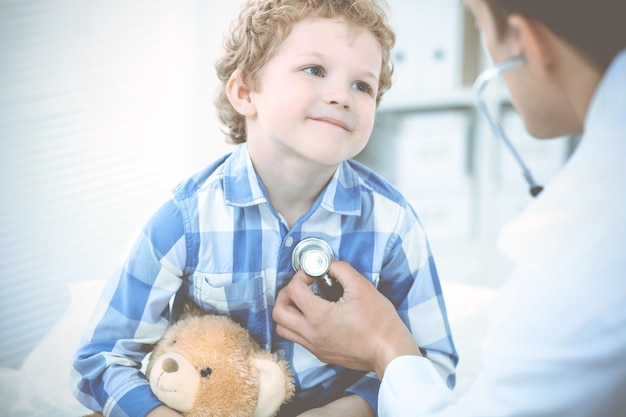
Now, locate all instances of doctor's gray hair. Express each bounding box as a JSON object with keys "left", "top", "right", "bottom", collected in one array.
[{"left": 484, "top": 0, "right": 625, "bottom": 72}]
